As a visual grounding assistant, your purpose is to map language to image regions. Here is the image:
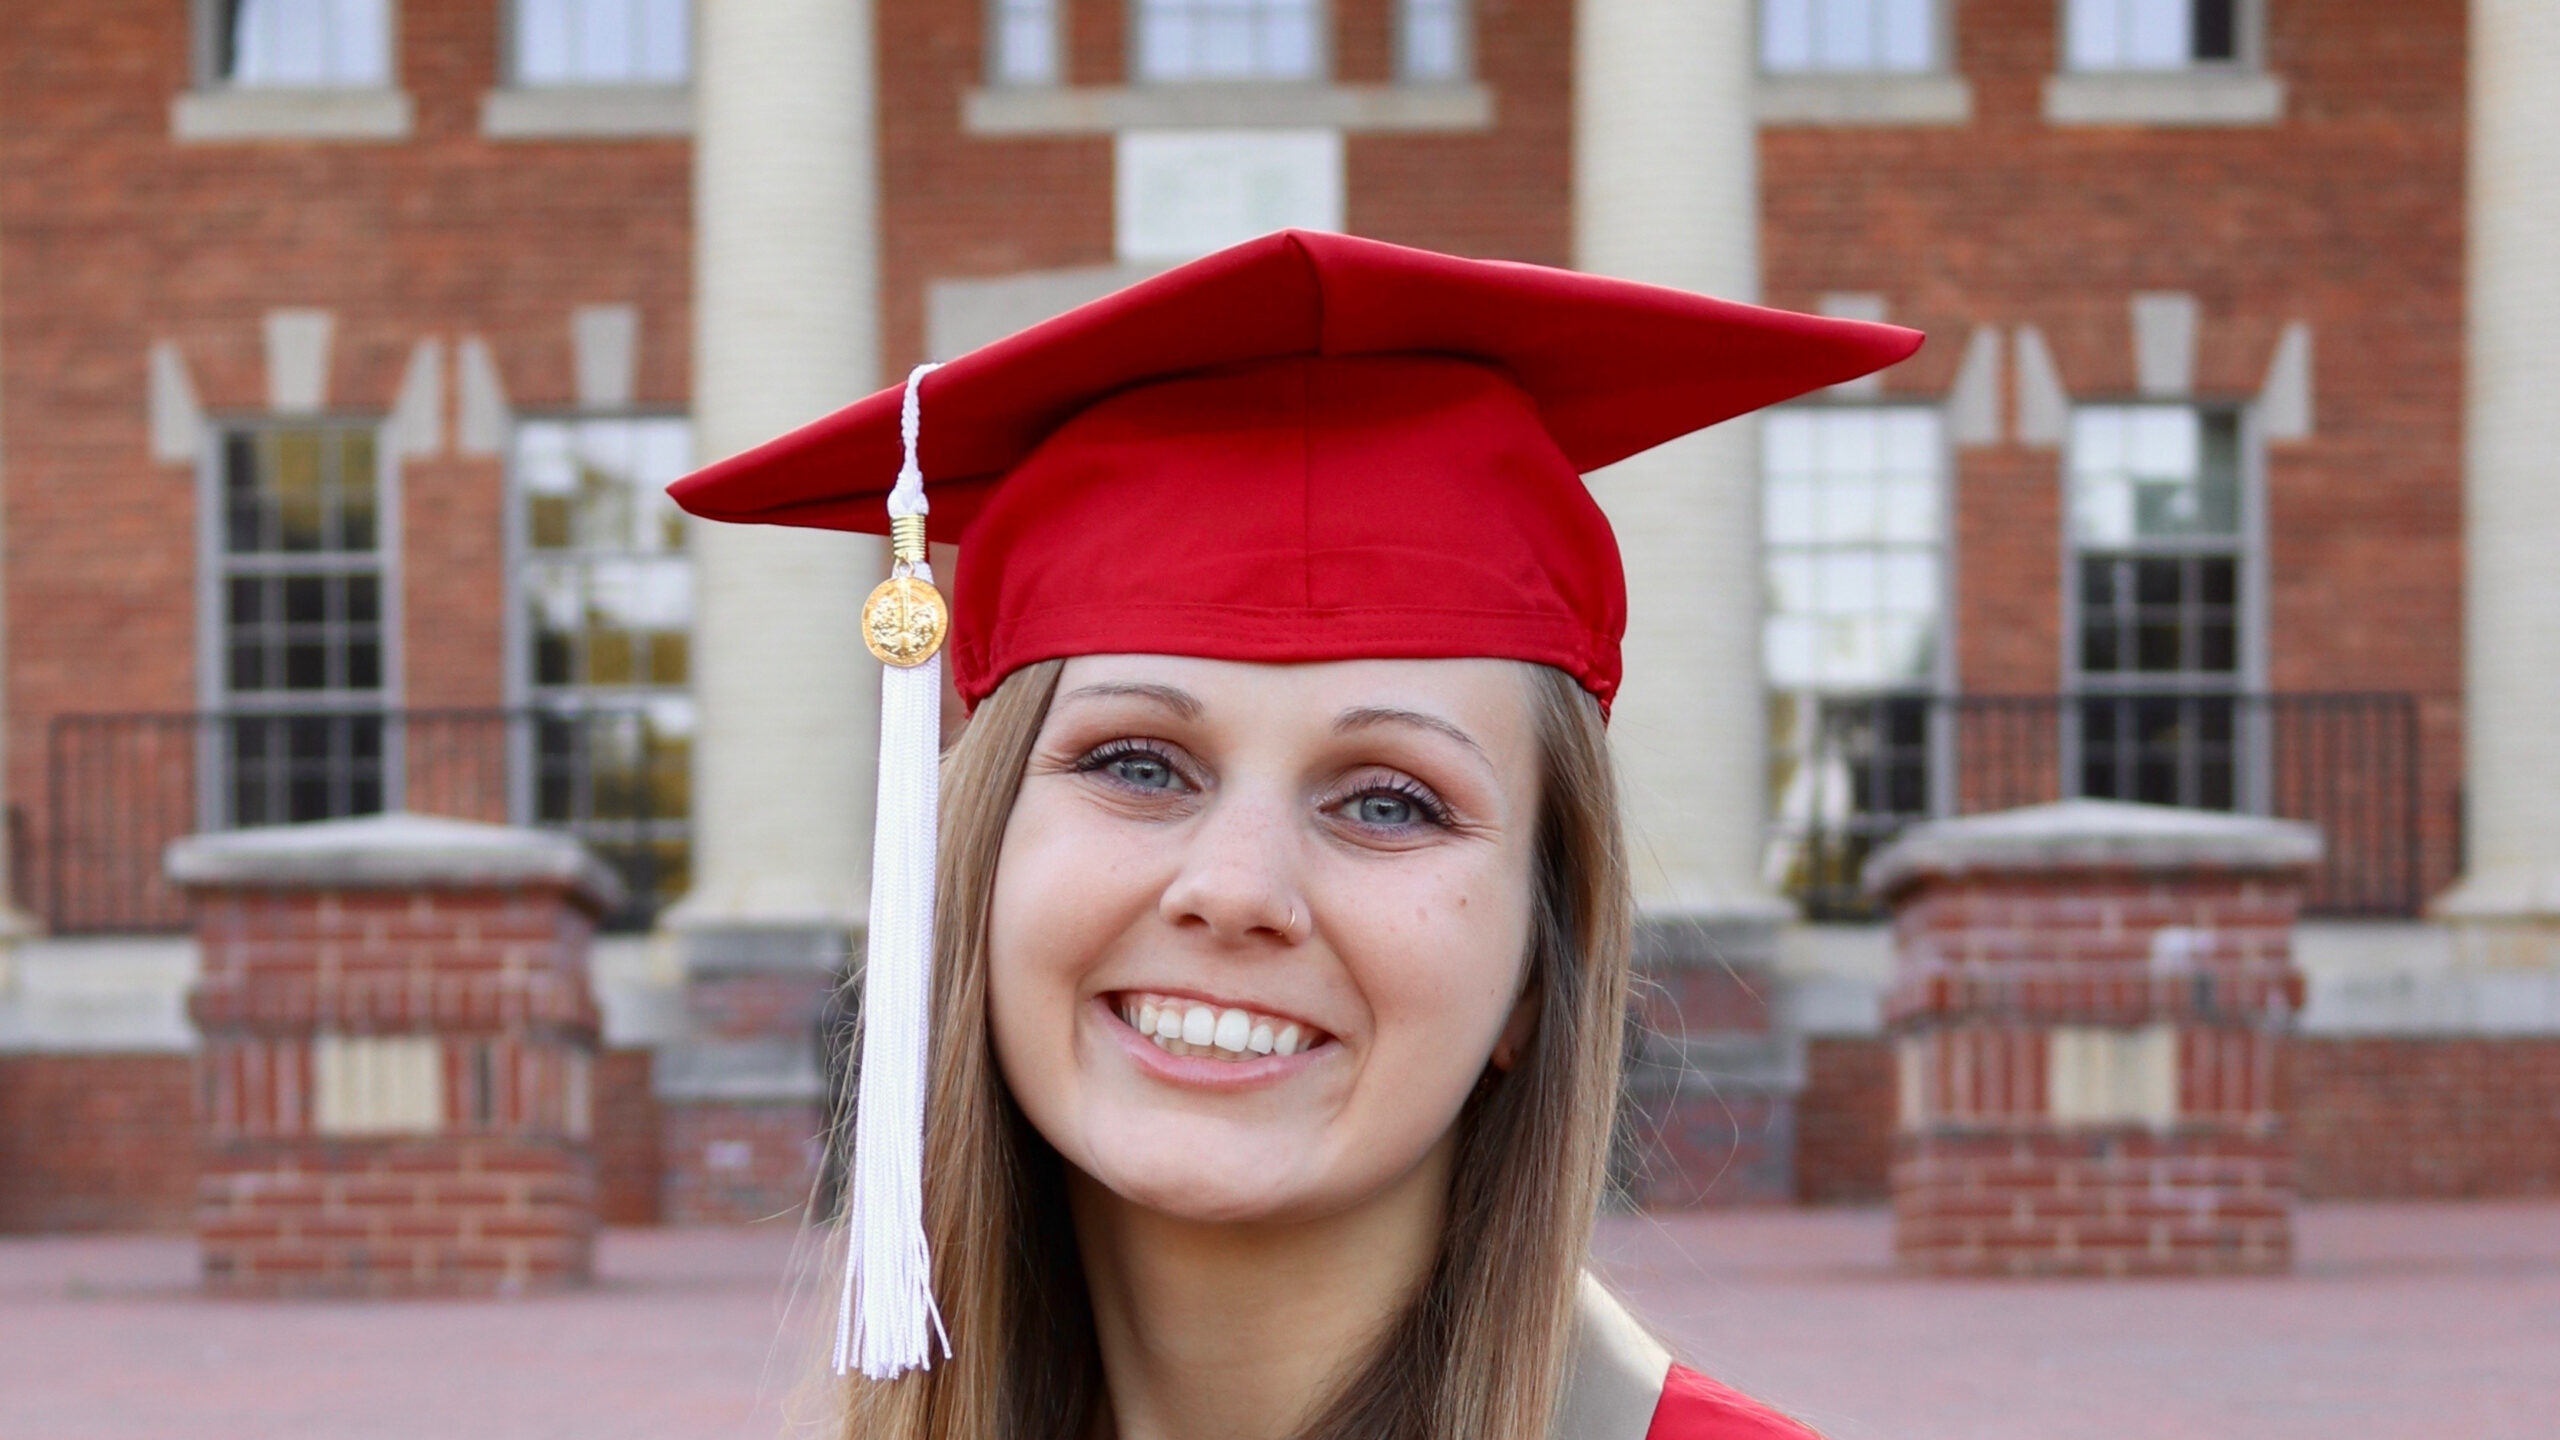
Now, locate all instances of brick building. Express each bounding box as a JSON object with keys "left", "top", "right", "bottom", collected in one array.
[{"left": 0, "top": 0, "right": 2553, "bottom": 1230}]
